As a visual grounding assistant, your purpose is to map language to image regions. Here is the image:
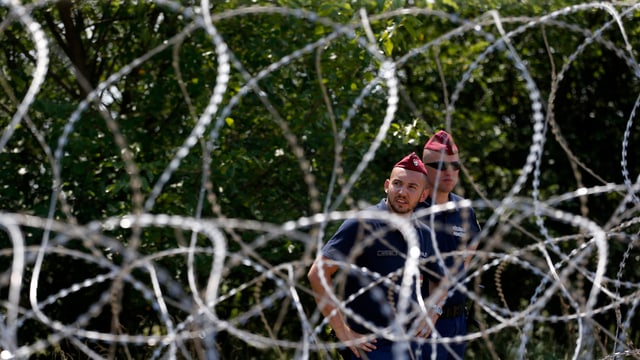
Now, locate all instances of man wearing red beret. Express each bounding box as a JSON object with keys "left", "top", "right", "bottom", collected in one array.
[
  {"left": 417, "top": 130, "right": 481, "bottom": 360},
  {"left": 308, "top": 152, "right": 447, "bottom": 359}
]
